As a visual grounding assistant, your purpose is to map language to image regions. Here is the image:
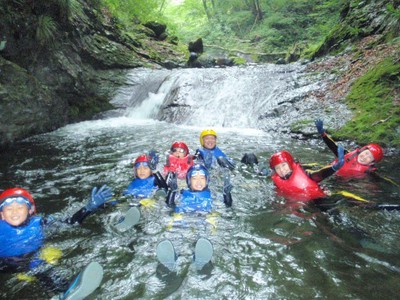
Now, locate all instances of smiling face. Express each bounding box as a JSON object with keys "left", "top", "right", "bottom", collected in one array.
[
  {"left": 190, "top": 174, "right": 207, "bottom": 191},
  {"left": 274, "top": 162, "right": 292, "bottom": 179},
  {"left": 1, "top": 202, "right": 30, "bottom": 226},
  {"left": 135, "top": 162, "right": 152, "bottom": 179},
  {"left": 357, "top": 149, "right": 375, "bottom": 165},
  {"left": 202, "top": 135, "right": 217, "bottom": 150},
  {"left": 172, "top": 147, "right": 186, "bottom": 158}
]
